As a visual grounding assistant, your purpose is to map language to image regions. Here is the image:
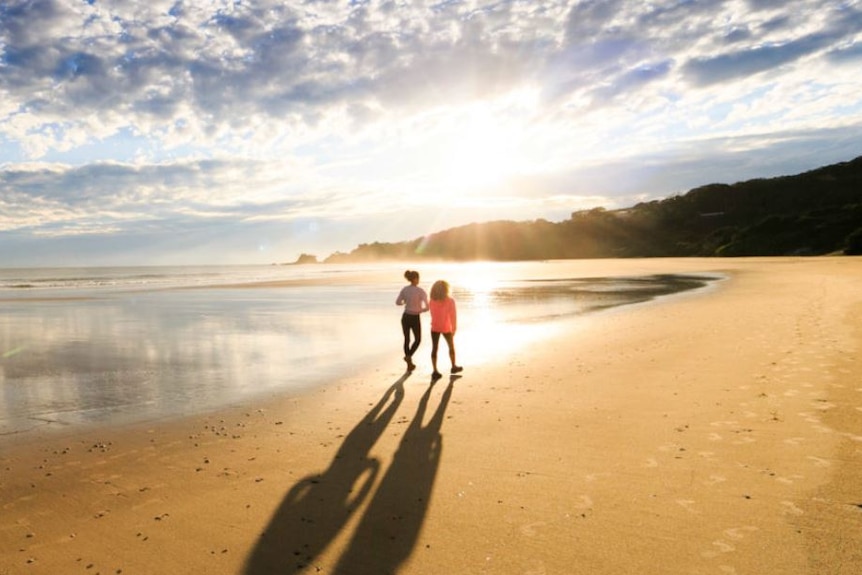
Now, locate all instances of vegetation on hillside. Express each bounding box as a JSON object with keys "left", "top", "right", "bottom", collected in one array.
[{"left": 320, "top": 155, "right": 862, "bottom": 262}]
